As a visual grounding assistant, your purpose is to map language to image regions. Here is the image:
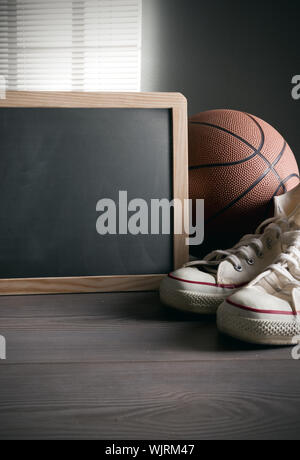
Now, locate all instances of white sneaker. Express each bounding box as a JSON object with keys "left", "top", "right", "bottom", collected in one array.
[
  {"left": 217, "top": 208, "right": 300, "bottom": 346},
  {"left": 160, "top": 185, "right": 300, "bottom": 315}
]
